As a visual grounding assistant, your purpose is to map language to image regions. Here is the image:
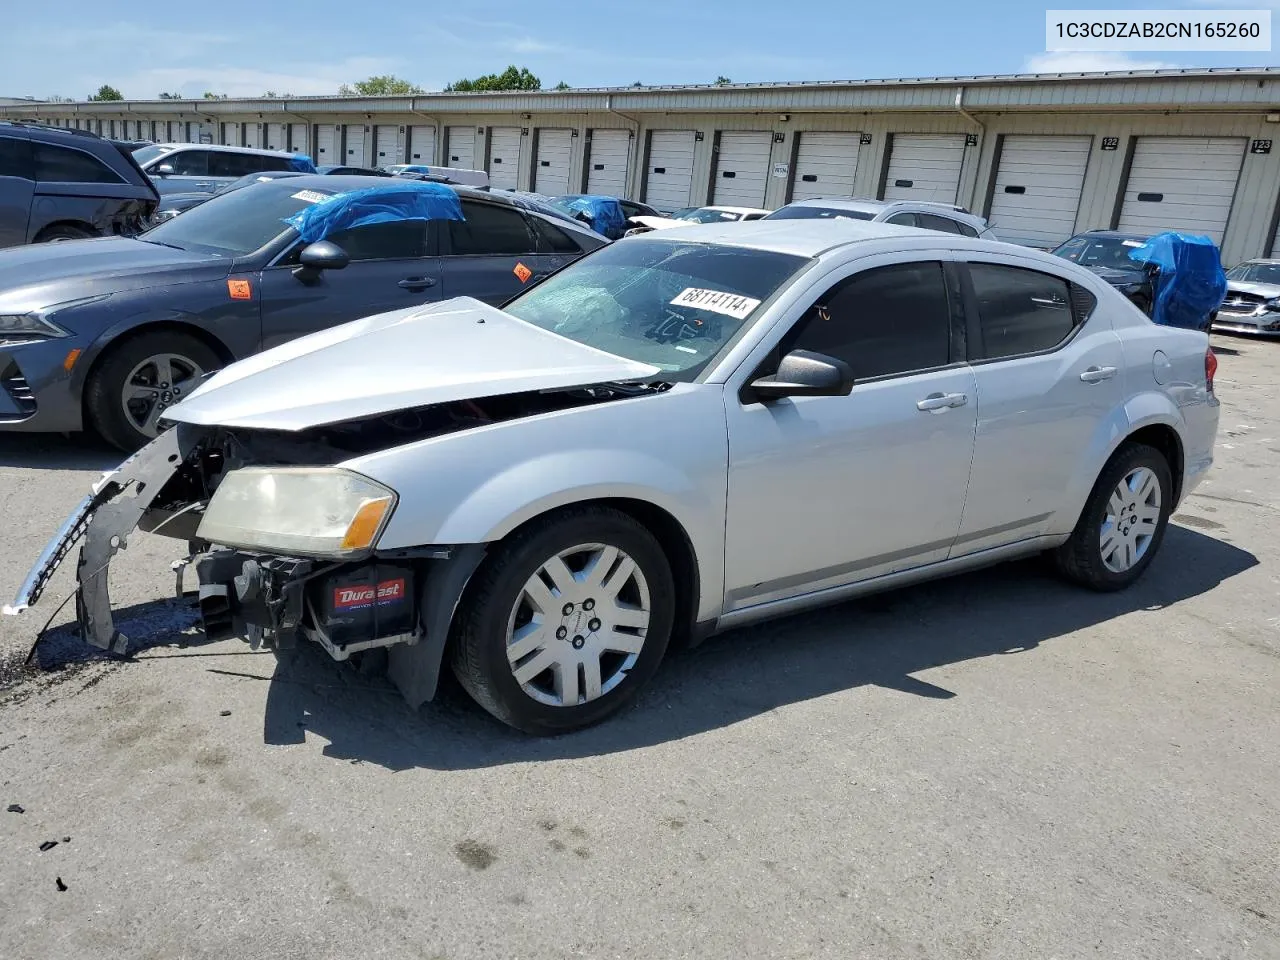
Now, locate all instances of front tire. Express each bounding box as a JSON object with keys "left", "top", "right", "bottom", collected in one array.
[
  {"left": 1053, "top": 442, "right": 1172, "bottom": 591},
  {"left": 84, "top": 331, "right": 220, "bottom": 451},
  {"left": 36, "top": 224, "right": 95, "bottom": 242},
  {"left": 450, "top": 506, "right": 675, "bottom": 735}
]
